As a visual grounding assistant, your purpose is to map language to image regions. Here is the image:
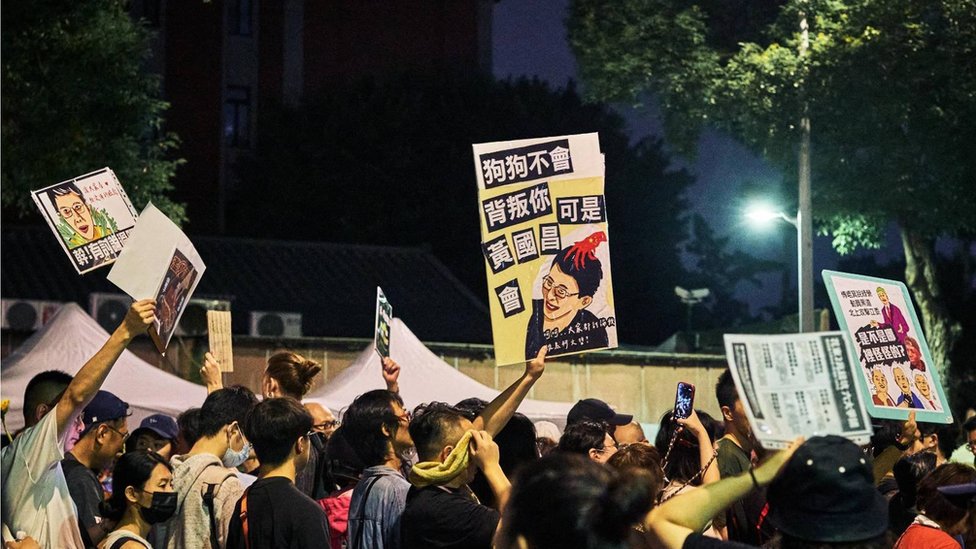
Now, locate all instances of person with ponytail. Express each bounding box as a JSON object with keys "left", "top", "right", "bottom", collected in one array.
[
  {"left": 261, "top": 351, "right": 323, "bottom": 400},
  {"left": 524, "top": 231, "right": 610, "bottom": 360},
  {"left": 98, "top": 451, "right": 175, "bottom": 549},
  {"left": 495, "top": 452, "right": 656, "bottom": 549}
]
